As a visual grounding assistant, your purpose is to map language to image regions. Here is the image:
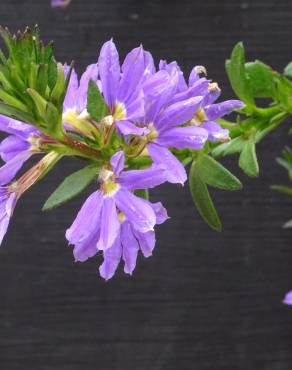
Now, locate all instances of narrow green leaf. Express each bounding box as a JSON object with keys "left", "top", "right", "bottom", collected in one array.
[
  {"left": 87, "top": 80, "right": 108, "bottom": 122},
  {"left": 284, "top": 62, "right": 292, "bottom": 79},
  {"left": 239, "top": 138, "right": 259, "bottom": 177},
  {"left": 50, "top": 63, "right": 65, "bottom": 103},
  {"left": 0, "top": 101, "right": 36, "bottom": 124},
  {"left": 45, "top": 102, "right": 63, "bottom": 137},
  {"left": 0, "top": 89, "right": 29, "bottom": 112},
  {"left": 36, "top": 63, "right": 48, "bottom": 96},
  {"left": 43, "top": 166, "right": 98, "bottom": 211},
  {"left": 226, "top": 42, "right": 255, "bottom": 107},
  {"left": 271, "top": 185, "right": 292, "bottom": 196},
  {"left": 196, "top": 155, "right": 242, "bottom": 190},
  {"left": 189, "top": 161, "right": 222, "bottom": 231},
  {"left": 27, "top": 88, "right": 47, "bottom": 116}
]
